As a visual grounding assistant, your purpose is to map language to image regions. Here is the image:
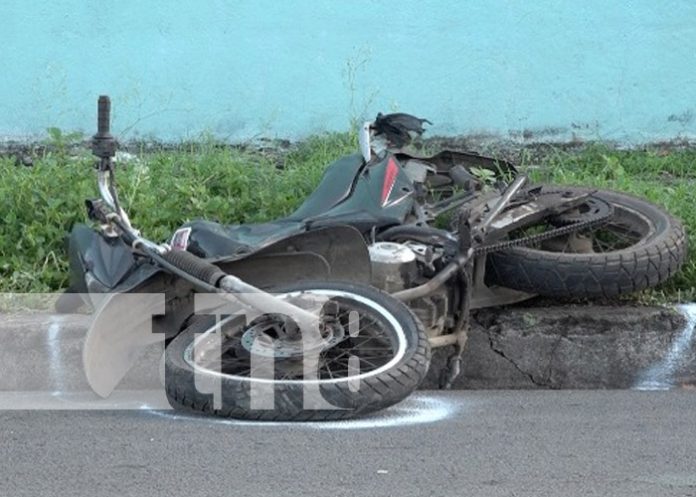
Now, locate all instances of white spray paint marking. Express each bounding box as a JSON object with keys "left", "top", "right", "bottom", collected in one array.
[
  {"left": 46, "top": 316, "right": 65, "bottom": 392},
  {"left": 0, "top": 390, "right": 171, "bottom": 410},
  {"left": 634, "top": 303, "right": 696, "bottom": 390},
  {"left": 143, "top": 394, "right": 457, "bottom": 430}
]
